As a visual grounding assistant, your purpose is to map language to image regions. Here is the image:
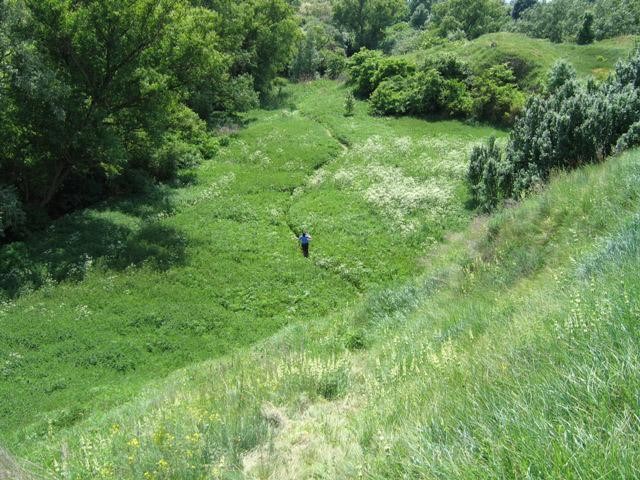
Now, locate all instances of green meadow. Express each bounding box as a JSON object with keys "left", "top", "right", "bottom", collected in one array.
[
  {"left": 0, "top": 80, "right": 502, "bottom": 455},
  {"left": 3, "top": 47, "right": 640, "bottom": 480},
  {"left": 10, "top": 127, "right": 640, "bottom": 479}
]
